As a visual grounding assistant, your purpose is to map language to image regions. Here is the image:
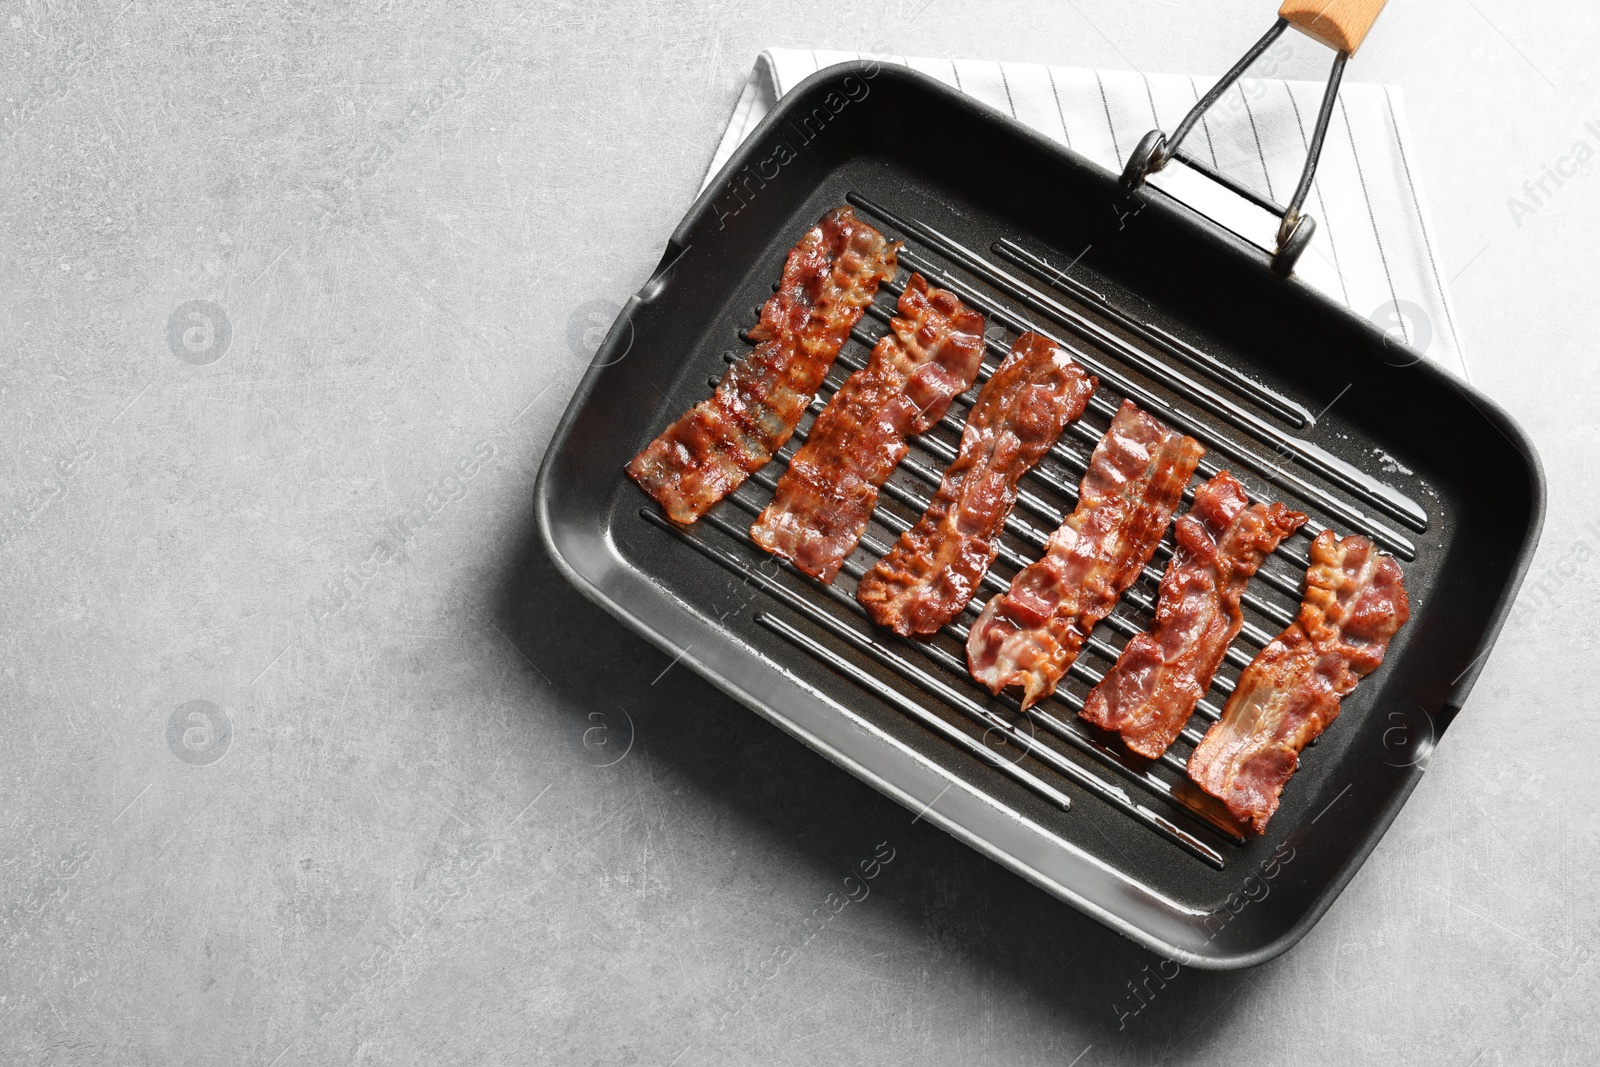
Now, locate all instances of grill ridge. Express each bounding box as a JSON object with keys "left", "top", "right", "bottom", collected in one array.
[
  {"left": 847, "top": 191, "right": 1430, "bottom": 544},
  {"left": 638, "top": 191, "right": 1437, "bottom": 866}
]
